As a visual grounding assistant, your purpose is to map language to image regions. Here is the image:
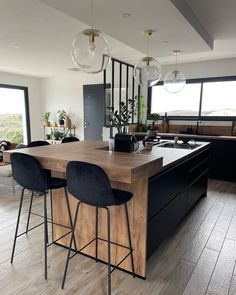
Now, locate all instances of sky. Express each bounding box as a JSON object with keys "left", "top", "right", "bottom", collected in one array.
[{"left": 0, "top": 88, "right": 25, "bottom": 114}]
